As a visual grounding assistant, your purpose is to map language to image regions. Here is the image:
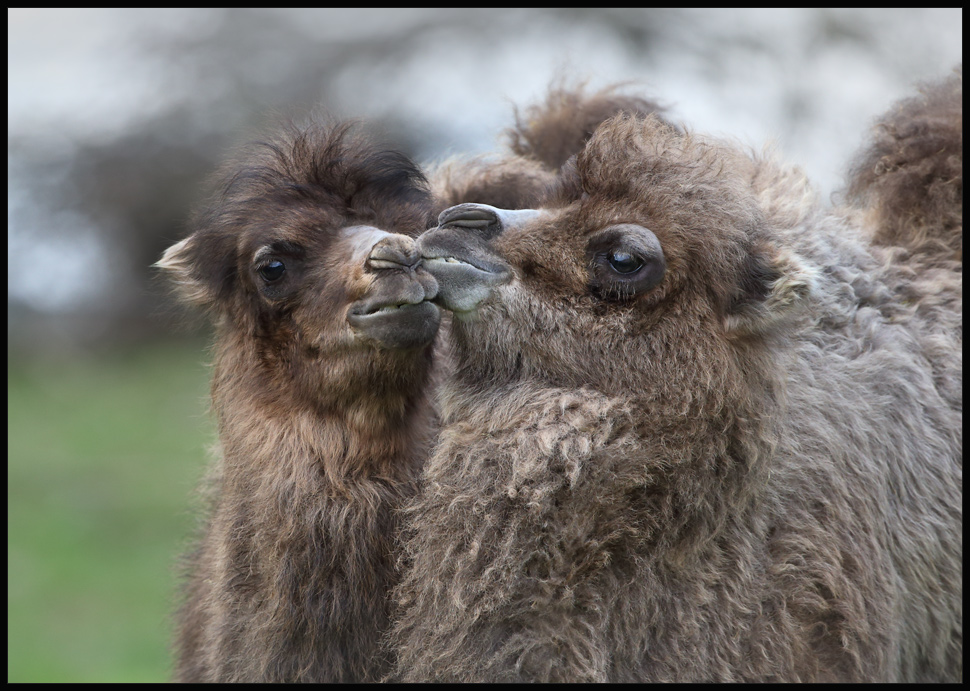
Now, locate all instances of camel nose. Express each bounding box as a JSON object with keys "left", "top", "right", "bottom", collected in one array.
[
  {"left": 437, "top": 203, "right": 543, "bottom": 240},
  {"left": 367, "top": 235, "right": 422, "bottom": 270}
]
